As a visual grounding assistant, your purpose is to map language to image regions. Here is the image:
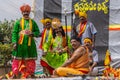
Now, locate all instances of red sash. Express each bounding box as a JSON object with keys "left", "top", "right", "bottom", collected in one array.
[
  {"left": 39, "top": 29, "right": 46, "bottom": 49},
  {"left": 77, "top": 21, "right": 87, "bottom": 37}
]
